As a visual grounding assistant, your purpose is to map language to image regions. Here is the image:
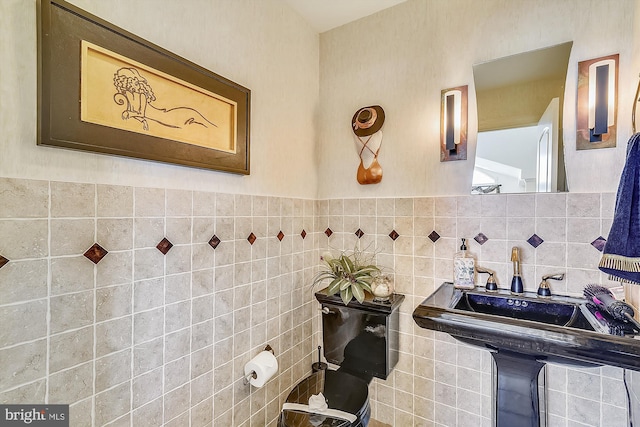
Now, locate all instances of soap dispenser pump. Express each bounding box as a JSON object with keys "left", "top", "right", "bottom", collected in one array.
[{"left": 454, "top": 238, "right": 475, "bottom": 290}]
